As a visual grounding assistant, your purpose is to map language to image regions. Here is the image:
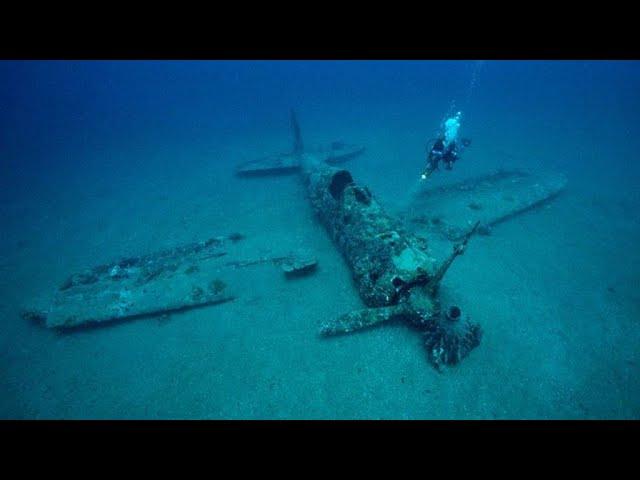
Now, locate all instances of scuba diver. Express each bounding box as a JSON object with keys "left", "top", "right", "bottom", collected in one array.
[{"left": 421, "top": 111, "right": 472, "bottom": 180}]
